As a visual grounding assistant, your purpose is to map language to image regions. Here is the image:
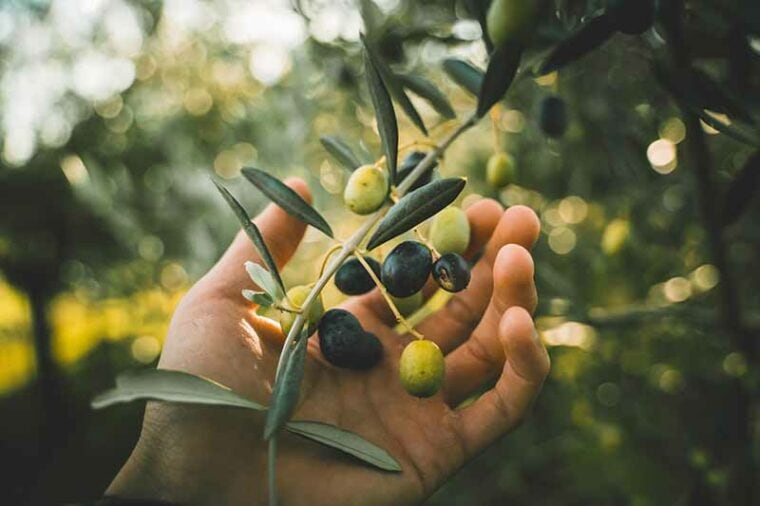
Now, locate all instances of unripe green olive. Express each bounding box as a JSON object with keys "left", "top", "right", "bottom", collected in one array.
[
  {"left": 344, "top": 164, "right": 389, "bottom": 215},
  {"left": 279, "top": 285, "right": 324, "bottom": 336},
  {"left": 390, "top": 292, "right": 424, "bottom": 318},
  {"left": 430, "top": 206, "right": 470, "bottom": 255},
  {"left": 399, "top": 340, "right": 445, "bottom": 398},
  {"left": 486, "top": 0, "right": 540, "bottom": 48},
  {"left": 486, "top": 152, "right": 516, "bottom": 189}
]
